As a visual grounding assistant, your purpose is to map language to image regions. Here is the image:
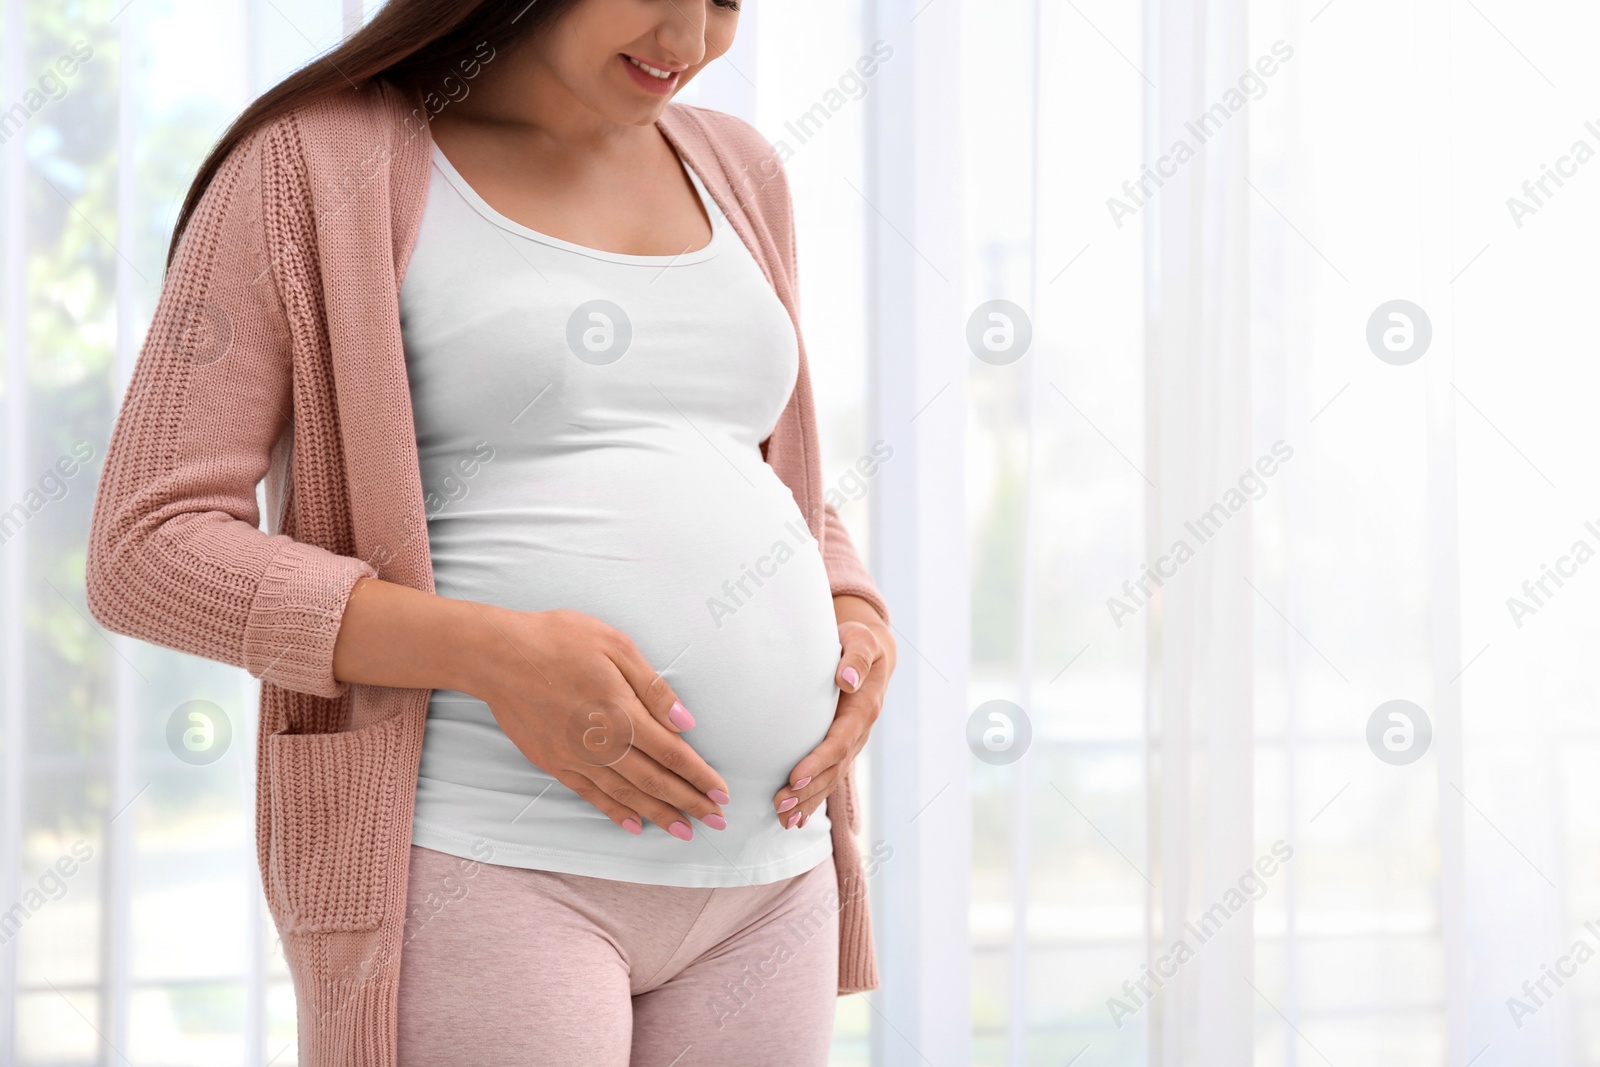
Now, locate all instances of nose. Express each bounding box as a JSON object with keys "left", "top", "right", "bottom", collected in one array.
[{"left": 654, "top": 1, "right": 709, "bottom": 68}]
